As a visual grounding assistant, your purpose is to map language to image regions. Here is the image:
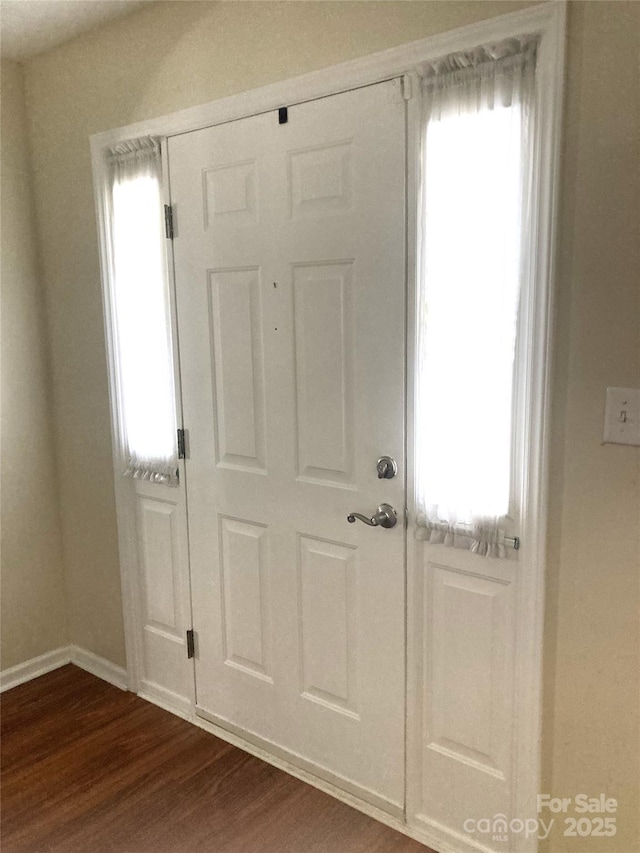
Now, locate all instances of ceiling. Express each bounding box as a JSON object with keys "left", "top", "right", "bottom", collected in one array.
[{"left": 1, "top": 0, "right": 151, "bottom": 61}]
